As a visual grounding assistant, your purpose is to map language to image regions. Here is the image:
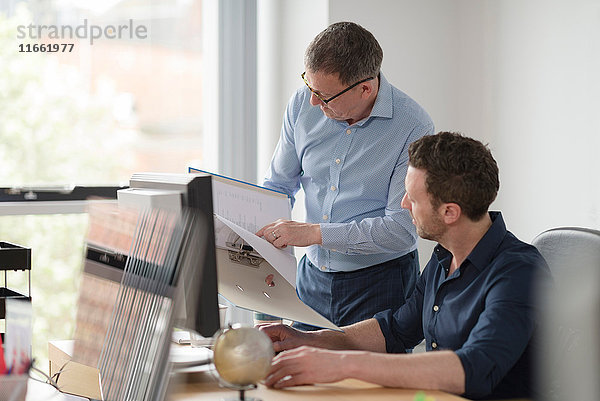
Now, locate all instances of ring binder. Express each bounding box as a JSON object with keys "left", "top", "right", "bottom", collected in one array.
[{"left": 225, "top": 235, "right": 264, "bottom": 267}]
